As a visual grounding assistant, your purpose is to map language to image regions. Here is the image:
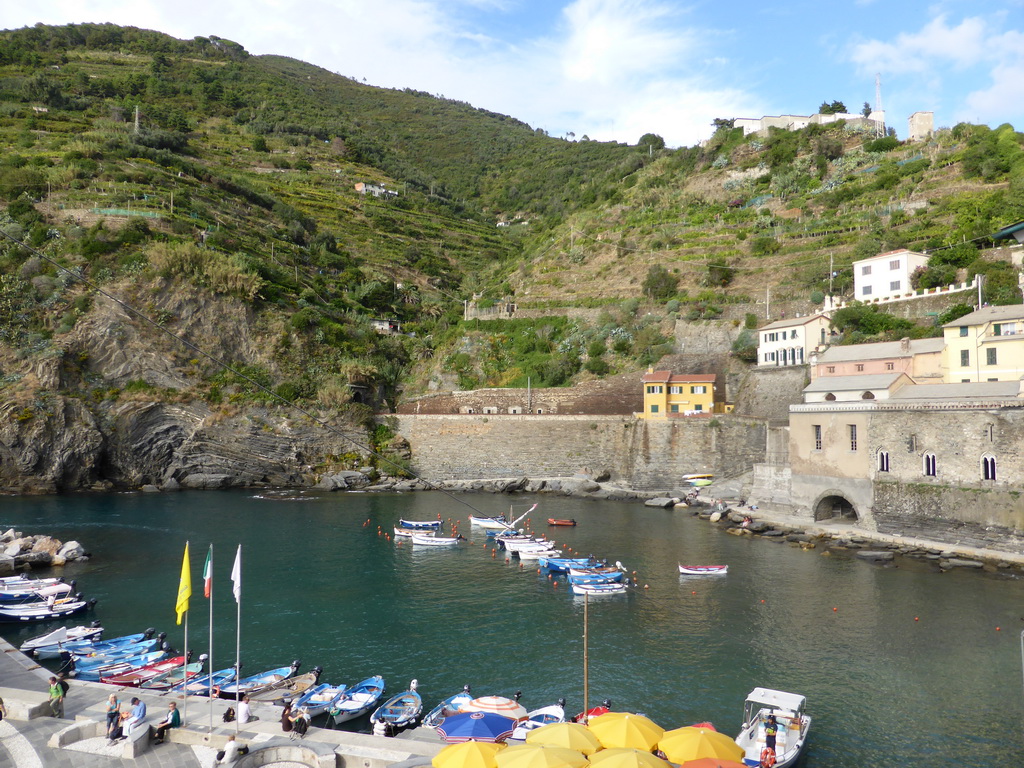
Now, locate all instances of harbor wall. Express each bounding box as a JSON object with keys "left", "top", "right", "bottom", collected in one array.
[{"left": 391, "top": 414, "right": 766, "bottom": 491}]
